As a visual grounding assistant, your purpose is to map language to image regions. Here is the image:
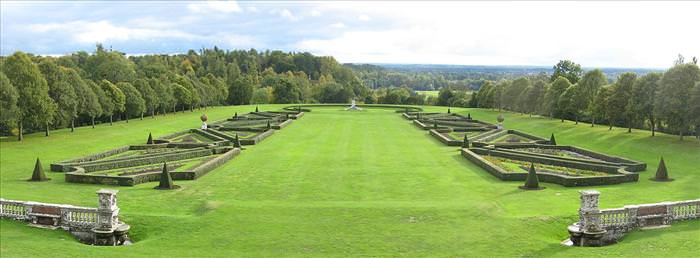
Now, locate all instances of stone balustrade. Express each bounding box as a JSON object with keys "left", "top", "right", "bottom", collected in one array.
[
  {"left": 0, "top": 189, "right": 130, "bottom": 246},
  {"left": 567, "top": 190, "right": 700, "bottom": 247}
]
